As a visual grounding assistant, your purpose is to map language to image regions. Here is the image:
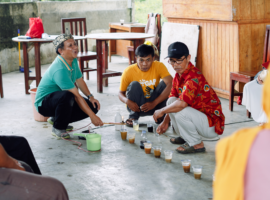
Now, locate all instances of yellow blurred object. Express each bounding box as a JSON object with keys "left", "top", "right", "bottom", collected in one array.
[
  {"left": 144, "top": 41, "right": 159, "bottom": 57},
  {"left": 213, "top": 71, "right": 270, "bottom": 200}
]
